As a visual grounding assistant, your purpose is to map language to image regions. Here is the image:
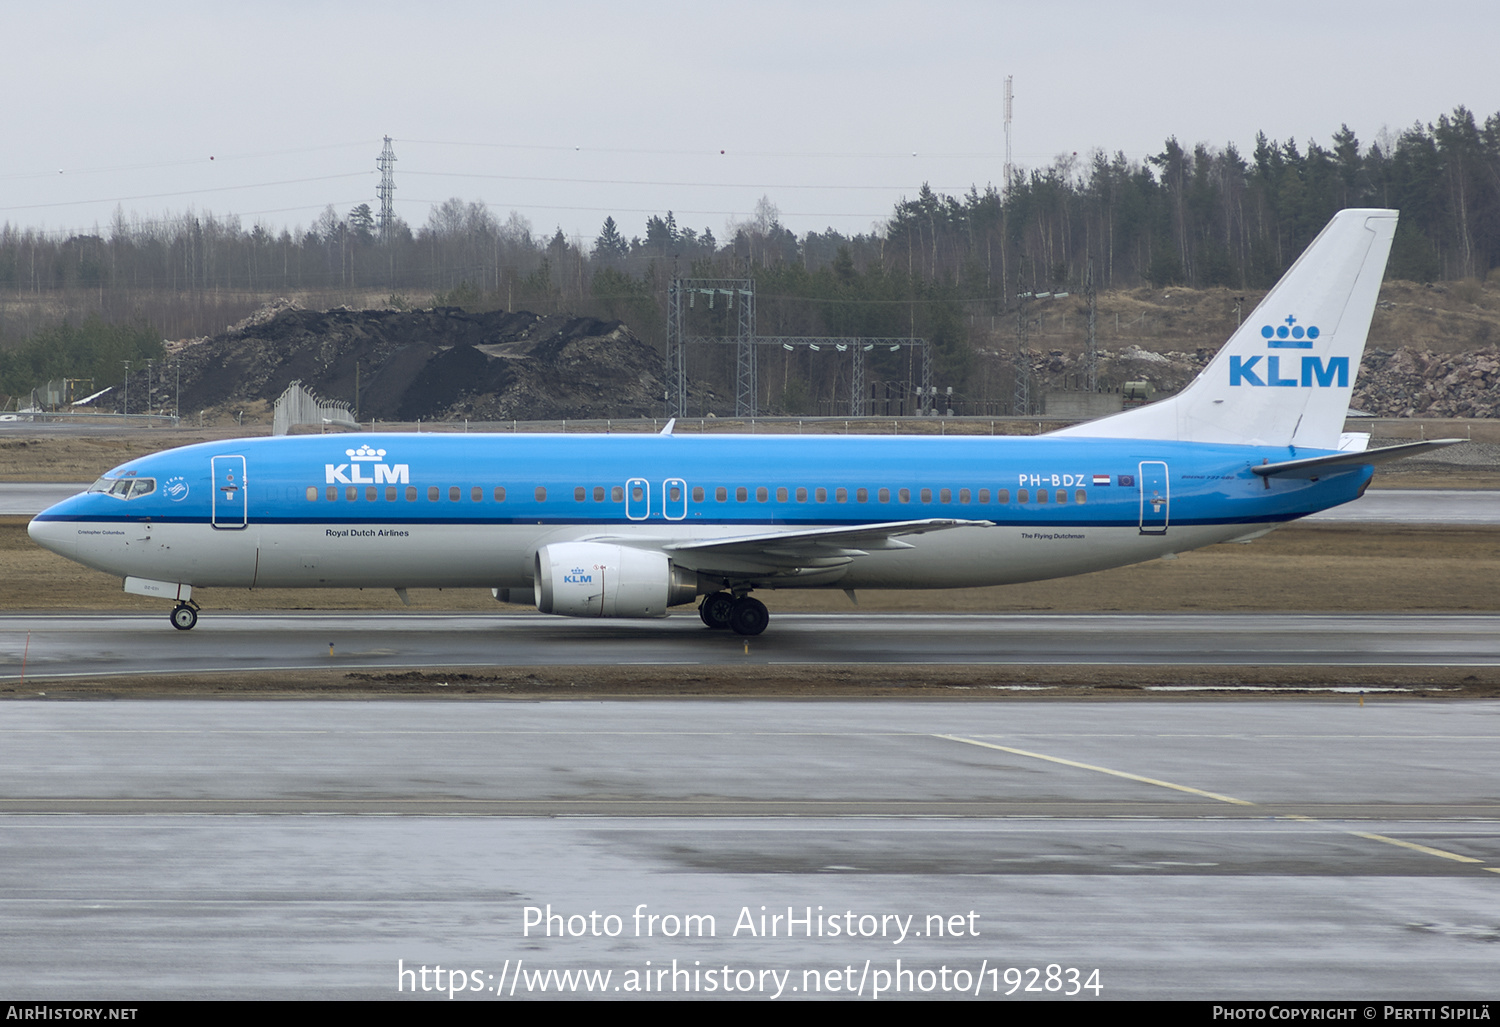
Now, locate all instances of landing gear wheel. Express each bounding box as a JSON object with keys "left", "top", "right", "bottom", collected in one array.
[
  {"left": 699, "top": 591, "right": 735, "bottom": 630},
  {"left": 729, "top": 596, "right": 769, "bottom": 637},
  {"left": 170, "top": 604, "right": 198, "bottom": 631}
]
